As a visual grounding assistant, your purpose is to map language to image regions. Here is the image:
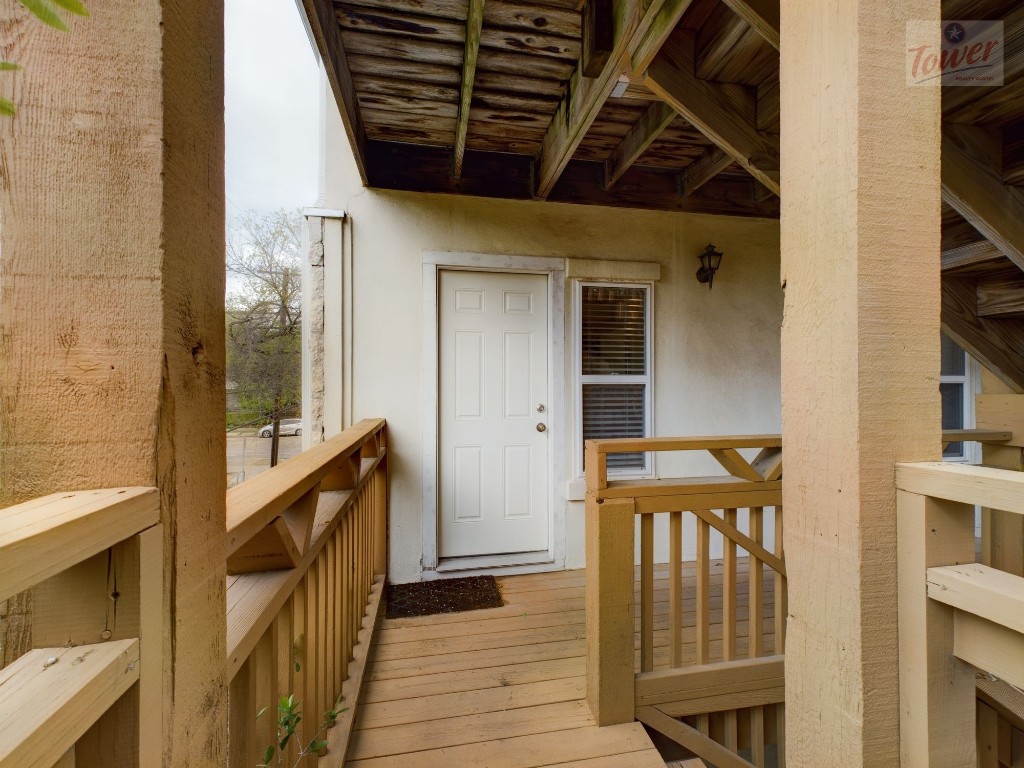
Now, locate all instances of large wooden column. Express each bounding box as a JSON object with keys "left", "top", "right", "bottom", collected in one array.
[
  {"left": 780, "top": 2, "right": 942, "bottom": 765},
  {"left": 0, "top": 1, "right": 227, "bottom": 765}
]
